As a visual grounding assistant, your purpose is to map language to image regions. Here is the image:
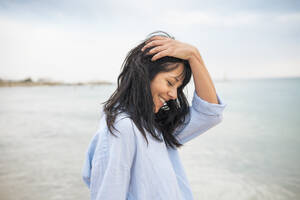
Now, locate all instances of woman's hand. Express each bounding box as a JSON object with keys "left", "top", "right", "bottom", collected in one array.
[{"left": 141, "top": 36, "right": 197, "bottom": 61}]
